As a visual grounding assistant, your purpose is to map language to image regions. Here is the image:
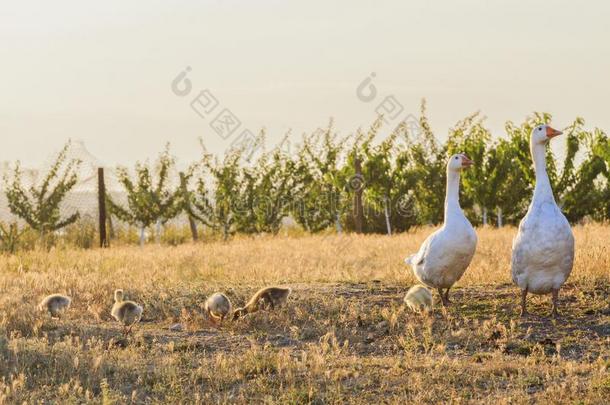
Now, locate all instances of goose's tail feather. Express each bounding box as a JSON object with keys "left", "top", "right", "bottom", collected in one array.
[{"left": 404, "top": 254, "right": 416, "bottom": 266}]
